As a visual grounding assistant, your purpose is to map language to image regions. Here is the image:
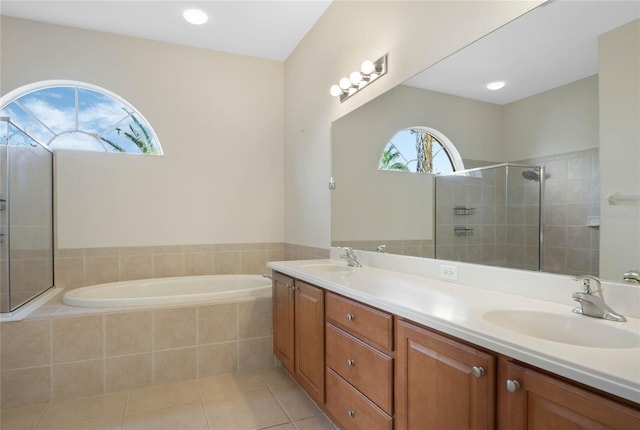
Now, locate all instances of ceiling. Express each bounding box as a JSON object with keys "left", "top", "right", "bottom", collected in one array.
[
  {"left": 0, "top": 0, "right": 333, "bottom": 61},
  {"left": 404, "top": 0, "right": 640, "bottom": 105},
  {"left": 2, "top": 1, "right": 638, "bottom": 100}
]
